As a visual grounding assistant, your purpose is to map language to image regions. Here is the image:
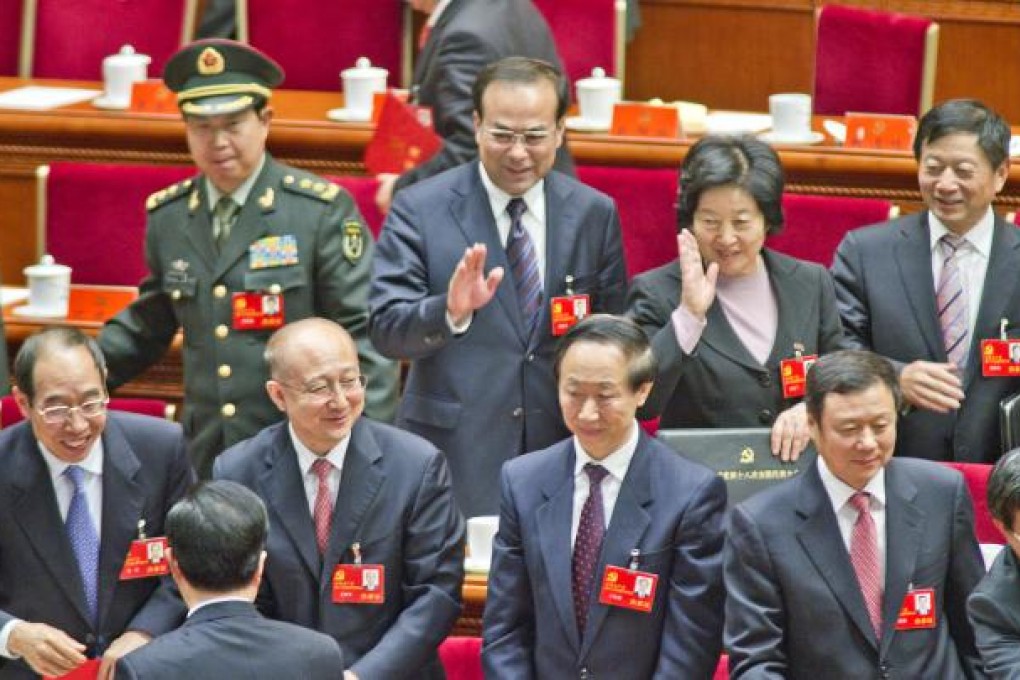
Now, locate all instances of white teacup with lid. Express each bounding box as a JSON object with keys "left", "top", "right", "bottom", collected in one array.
[
  {"left": 576, "top": 66, "right": 621, "bottom": 128},
  {"left": 341, "top": 57, "right": 388, "bottom": 121},
  {"left": 101, "top": 45, "right": 151, "bottom": 109},
  {"left": 23, "top": 254, "right": 72, "bottom": 317}
]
